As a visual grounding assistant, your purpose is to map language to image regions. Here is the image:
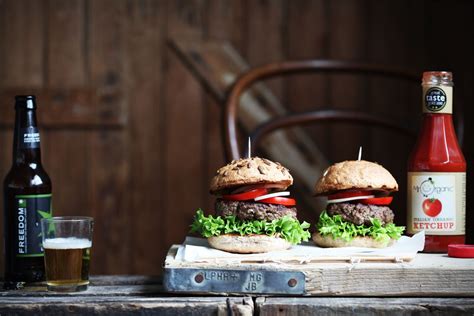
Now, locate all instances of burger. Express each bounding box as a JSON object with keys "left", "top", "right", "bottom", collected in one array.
[
  {"left": 191, "top": 157, "right": 311, "bottom": 253},
  {"left": 312, "top": 160, "right": 405, "bottom": 248}
]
